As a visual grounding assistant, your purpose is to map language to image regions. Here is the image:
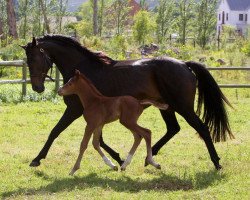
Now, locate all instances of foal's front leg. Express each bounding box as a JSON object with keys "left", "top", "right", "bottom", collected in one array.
[
  {"left": 92, "top": 128, "right": 118, "bottom": 171},
  {"left": 69, "top": 125, "right": 94, "bottom": 176}
]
